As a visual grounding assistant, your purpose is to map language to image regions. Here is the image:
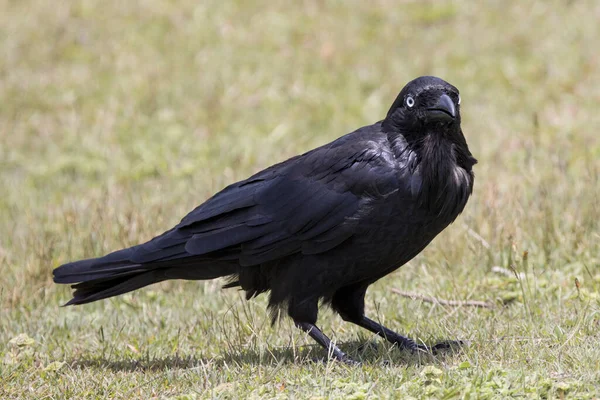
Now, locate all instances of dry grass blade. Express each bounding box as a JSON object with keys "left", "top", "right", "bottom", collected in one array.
[{"left": 391, "top": 289, "right": 495, "bottom": 309}]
